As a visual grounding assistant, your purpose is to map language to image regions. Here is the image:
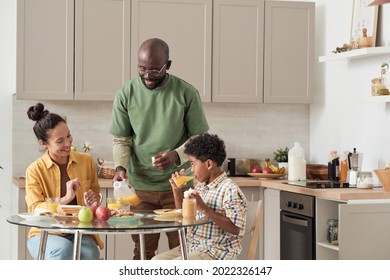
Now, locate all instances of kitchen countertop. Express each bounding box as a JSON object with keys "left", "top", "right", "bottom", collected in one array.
[{"left": 13, "top": 176, "right": 390, "bottom": 202}]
